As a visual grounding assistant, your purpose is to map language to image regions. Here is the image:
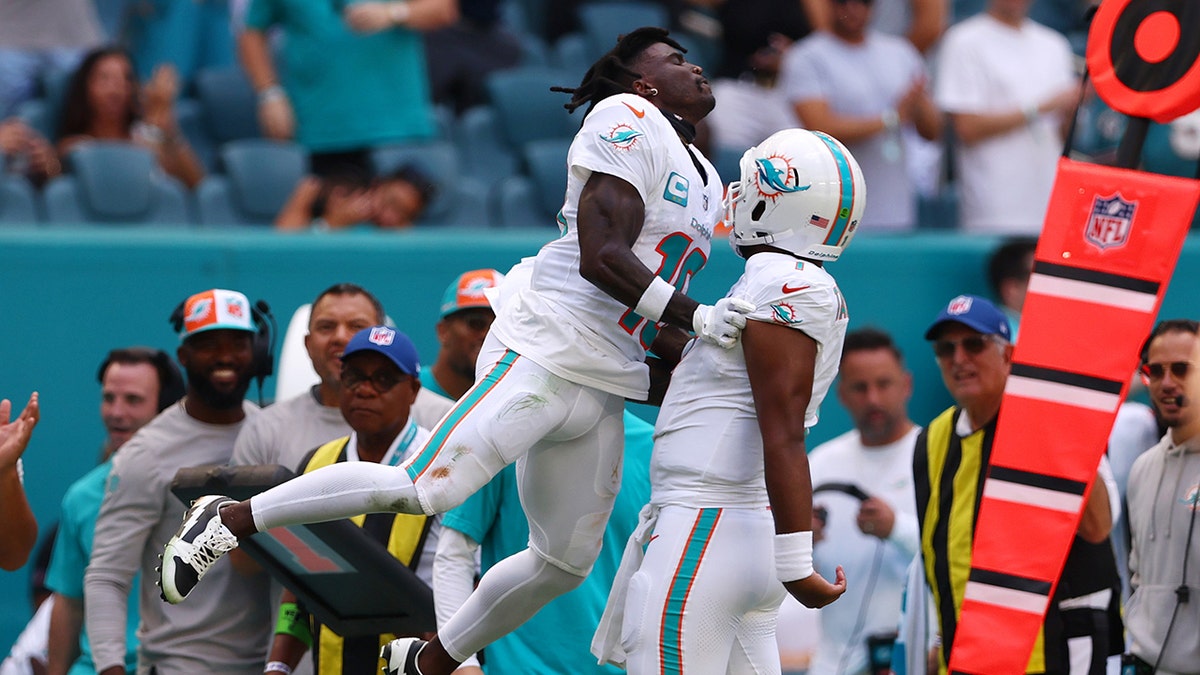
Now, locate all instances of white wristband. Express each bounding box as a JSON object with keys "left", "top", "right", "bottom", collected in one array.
[
  {"left": 1023, "top": 104, "right": 1039, "bottom": 125},
  {"left": 881, "top": 108, "right": 900, "bottom": 132},
  {"left": 265, "top": 661, "right": 292, "bottom": 675},
  {"left": 634, "top": 276, "right": 675, "bottom": 323},
  {"left": 774, "top": 531, "right": 814, "bottom": 583}
]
